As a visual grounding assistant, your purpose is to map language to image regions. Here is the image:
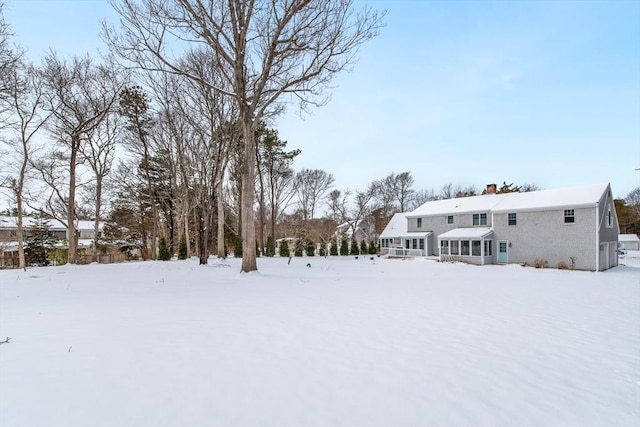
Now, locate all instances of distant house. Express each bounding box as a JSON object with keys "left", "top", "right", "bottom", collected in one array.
[
  {"left": 334, "top": 219, "right": 374, "bottom": 245},
  {"left": 379, "top": 183, "right": 619, "bottom": 271},
  {"left": 619, "top": 234, "right": 640, "bottom": 251},
  {"left": 0, "top": 216, "right": 103, "bottom": 249}
]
